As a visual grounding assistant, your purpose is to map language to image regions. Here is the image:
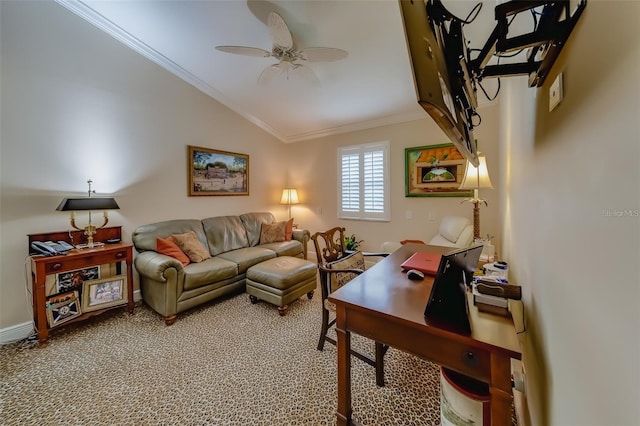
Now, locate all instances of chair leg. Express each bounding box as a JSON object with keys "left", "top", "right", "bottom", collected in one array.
[
  {"left": 375, "top": 342, "right": 385, "bottom": 387},
  {"left": 317, "top": 308, "right": 330, "bottom": 351}
]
